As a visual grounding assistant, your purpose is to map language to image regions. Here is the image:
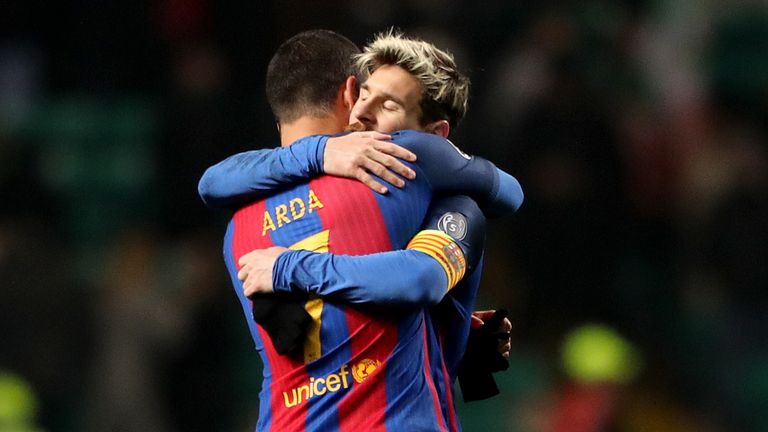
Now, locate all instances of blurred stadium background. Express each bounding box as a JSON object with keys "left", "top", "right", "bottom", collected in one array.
[{"left": 1, "top": 1, "right": 767, "bottom": 431}]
